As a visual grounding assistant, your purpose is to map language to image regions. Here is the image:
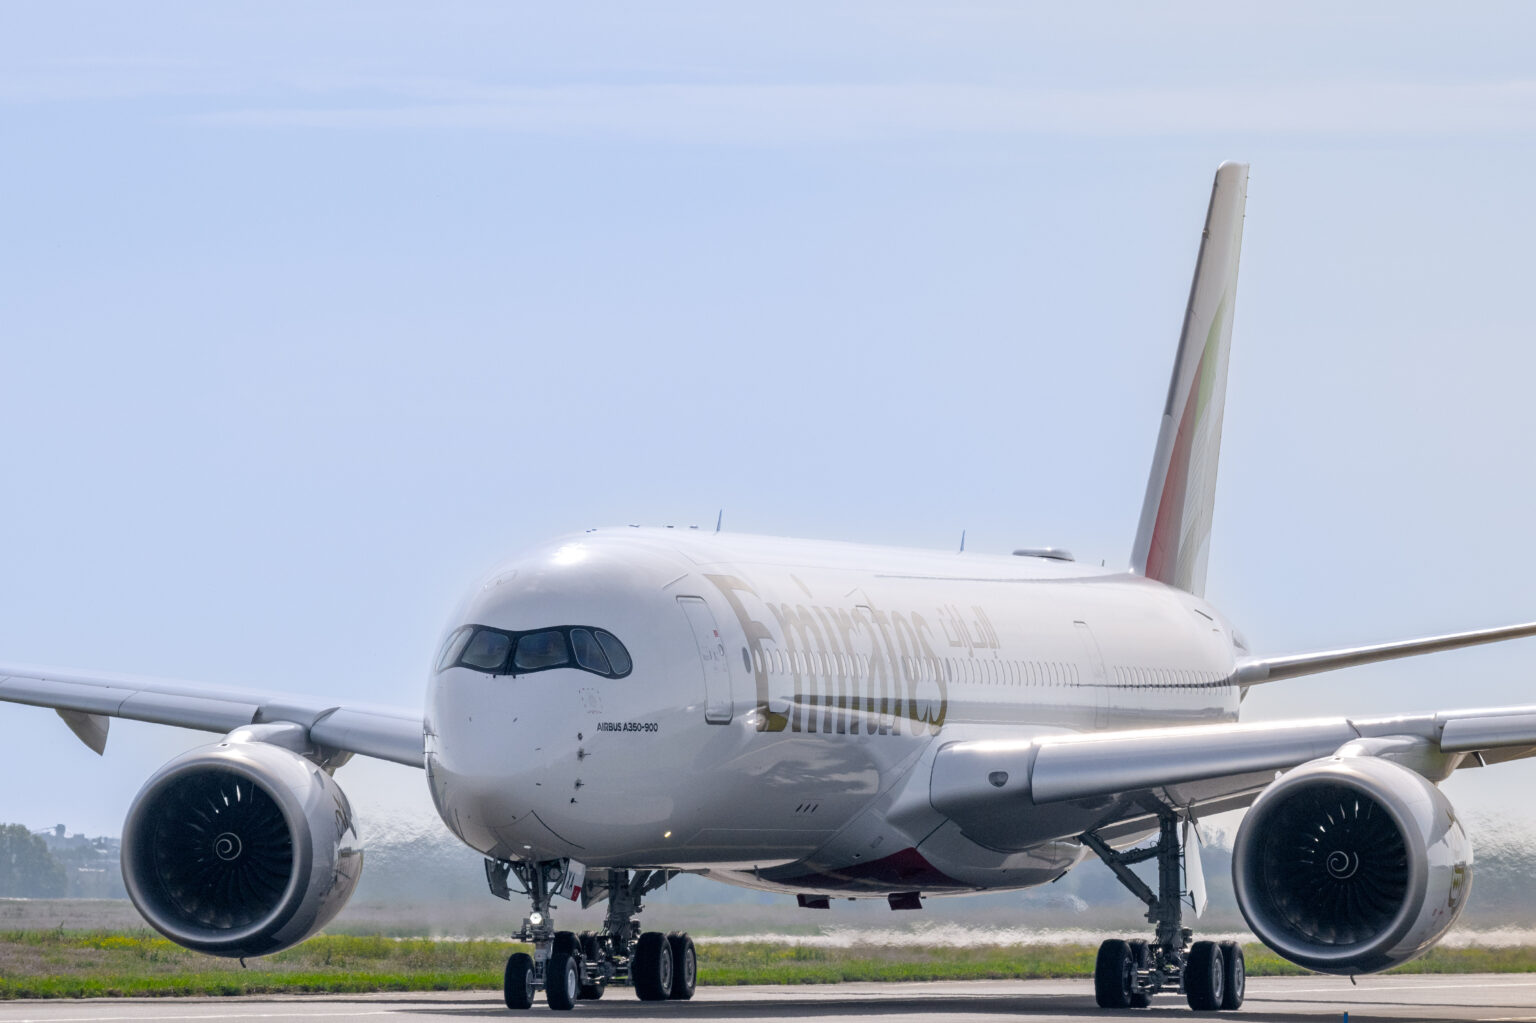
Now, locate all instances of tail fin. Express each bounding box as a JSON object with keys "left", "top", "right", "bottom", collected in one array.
[{"left": 1130, "top": 161, "right": 1249, "bottom": 597}]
